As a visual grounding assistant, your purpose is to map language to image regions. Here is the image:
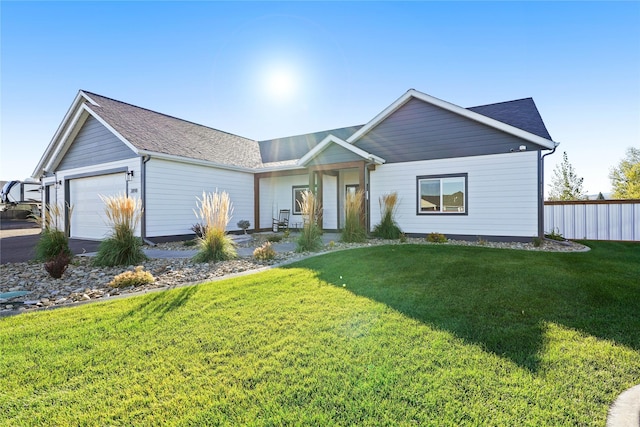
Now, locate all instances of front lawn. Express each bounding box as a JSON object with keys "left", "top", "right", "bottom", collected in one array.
[{"left": 1, "top": 241, "right": 638, "bottom": 425}]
